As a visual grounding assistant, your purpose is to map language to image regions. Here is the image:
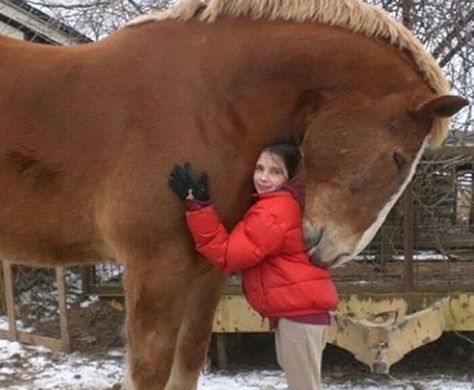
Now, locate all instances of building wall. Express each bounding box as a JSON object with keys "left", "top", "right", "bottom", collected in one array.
[
  {"left": 0, "top": 0, "right": 91, "bottom": 44},
  {"left": 0, "top": 19, "right": 23, "bottom": 39}
]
